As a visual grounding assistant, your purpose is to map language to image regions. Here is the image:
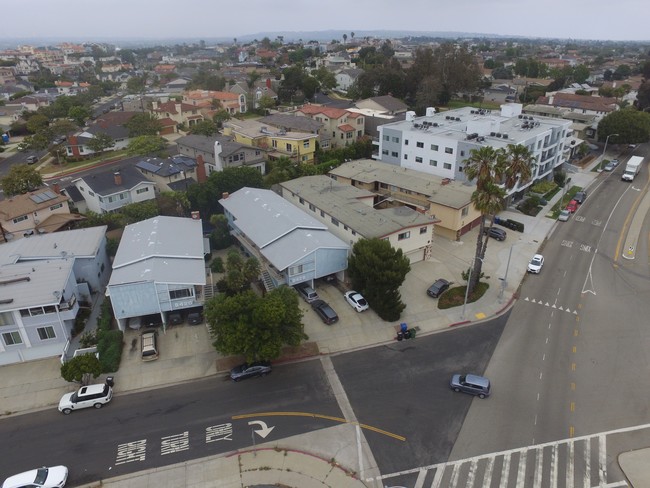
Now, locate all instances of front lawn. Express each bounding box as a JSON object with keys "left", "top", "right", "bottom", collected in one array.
[{"left": 438, "top": 282, "right": 489, "bottom": 309}]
